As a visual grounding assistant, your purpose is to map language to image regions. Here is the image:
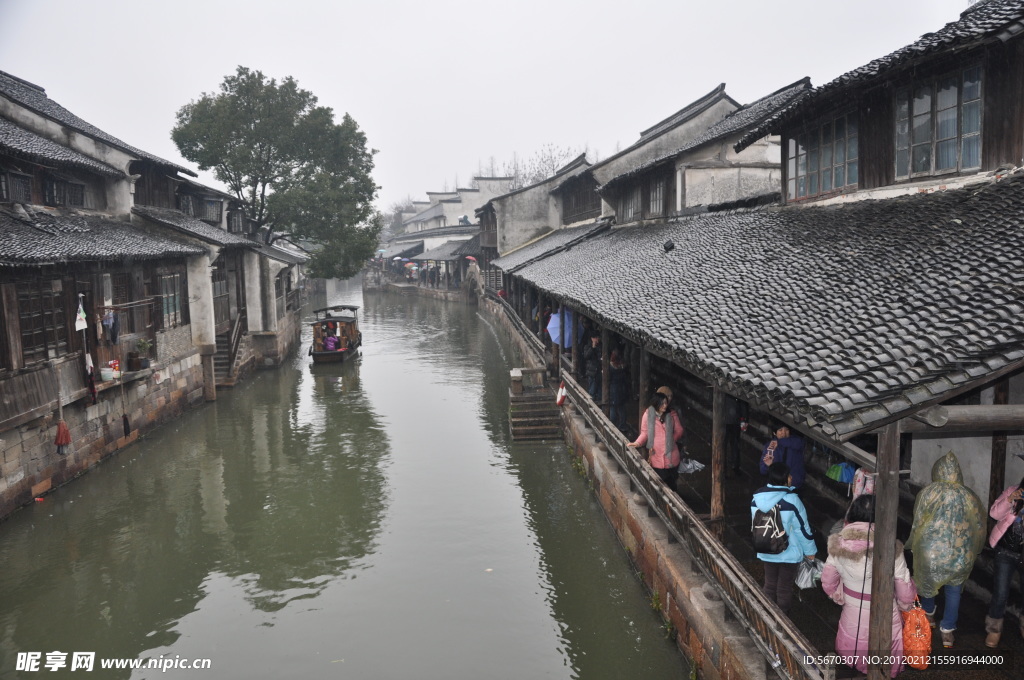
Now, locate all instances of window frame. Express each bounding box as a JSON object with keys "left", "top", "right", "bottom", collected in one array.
[
  {"left": 785, "top": 112, "right": 859, "bottom": 202},
  {"left": 9, "top": 172, "right": 31, "bottom": 203},
  {"left": 16, "top": 278, "right": 69, "bottom": 365},
  {"left": 895, "top": 65, "right": 983, "bottom": 181},
  {"left": 618, "top": 185, "right": 642, "bottom": 222}
]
